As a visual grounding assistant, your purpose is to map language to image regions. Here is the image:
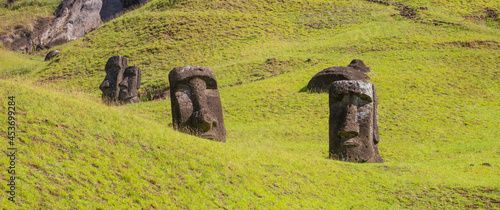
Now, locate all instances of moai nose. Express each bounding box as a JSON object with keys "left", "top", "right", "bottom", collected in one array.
[
  {"left": 118, "top": 79, "right": 128, "bottom": 89},
  {"left": 99, "top": 80, "right": 110, "bottom": 91},
  {"left": 189, "top": 77, "right": 218, "bottom": 133},
  {"left": 337, "top": 95, "right": 359, "bottom": 139},
  {"left": 192, "top": 109, "right": 217, "bottom": 132}
]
